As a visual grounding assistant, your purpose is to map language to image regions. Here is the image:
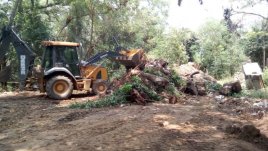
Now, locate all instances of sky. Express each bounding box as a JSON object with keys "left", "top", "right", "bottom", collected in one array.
[{"left": 168, "top": 0, "right": 268, "bottom": 31}]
